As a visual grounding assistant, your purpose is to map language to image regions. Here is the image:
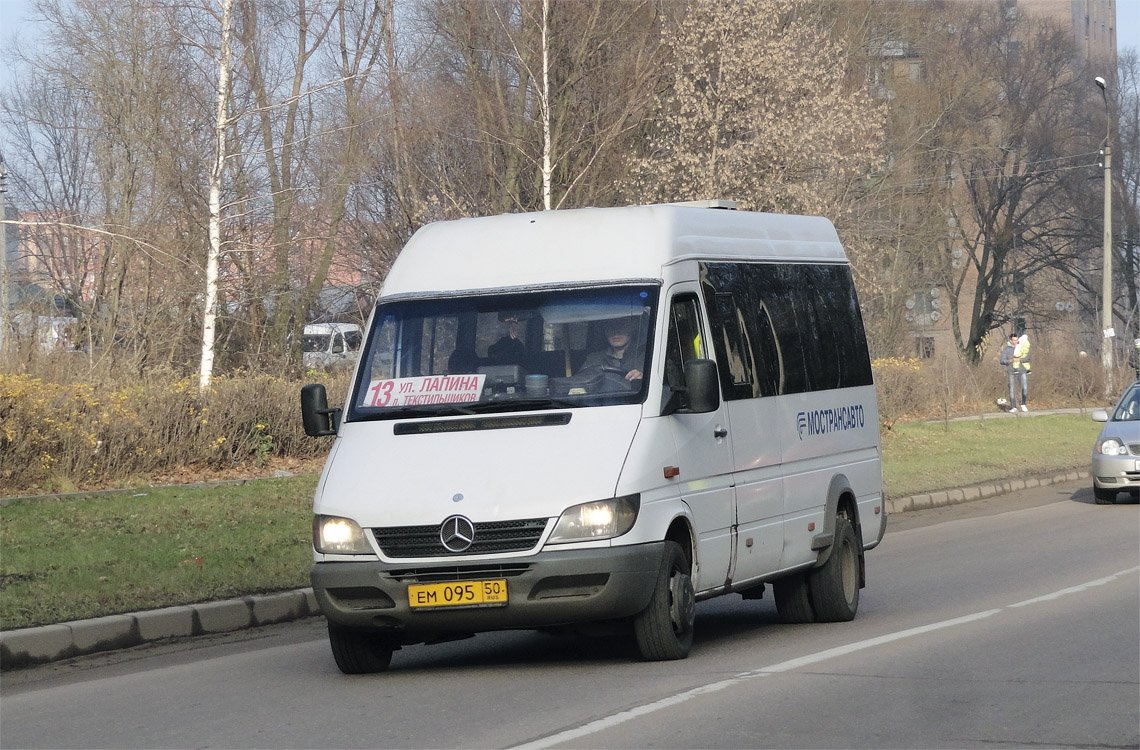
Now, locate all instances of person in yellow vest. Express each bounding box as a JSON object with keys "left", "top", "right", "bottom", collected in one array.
[{"left": 1012, "top": 332, "right": 1031, "bottom": 411}]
